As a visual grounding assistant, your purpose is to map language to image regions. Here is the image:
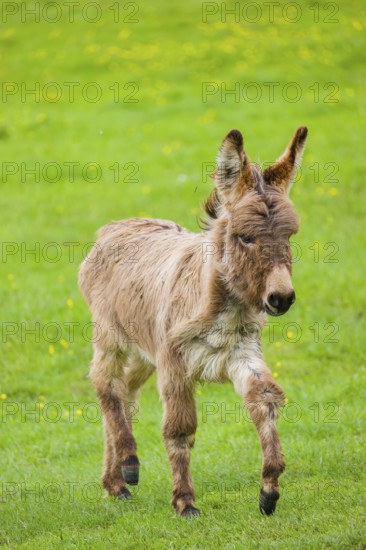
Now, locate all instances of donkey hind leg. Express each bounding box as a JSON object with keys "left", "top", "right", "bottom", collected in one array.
[
  {"left": 159, "top": 369, "right": 199, "bottom": 518},
  {"left": 102, "top": 422, "right": 132, "bottom": 500},
  {"left": 90, "top": 346, "right": 141, "bottom": 499},
  {"left": 121, "top": 354, "right": 155, "bottom": 480},
  {"left": 244, "top": 374, "right": 286, "bottom": 516}
]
